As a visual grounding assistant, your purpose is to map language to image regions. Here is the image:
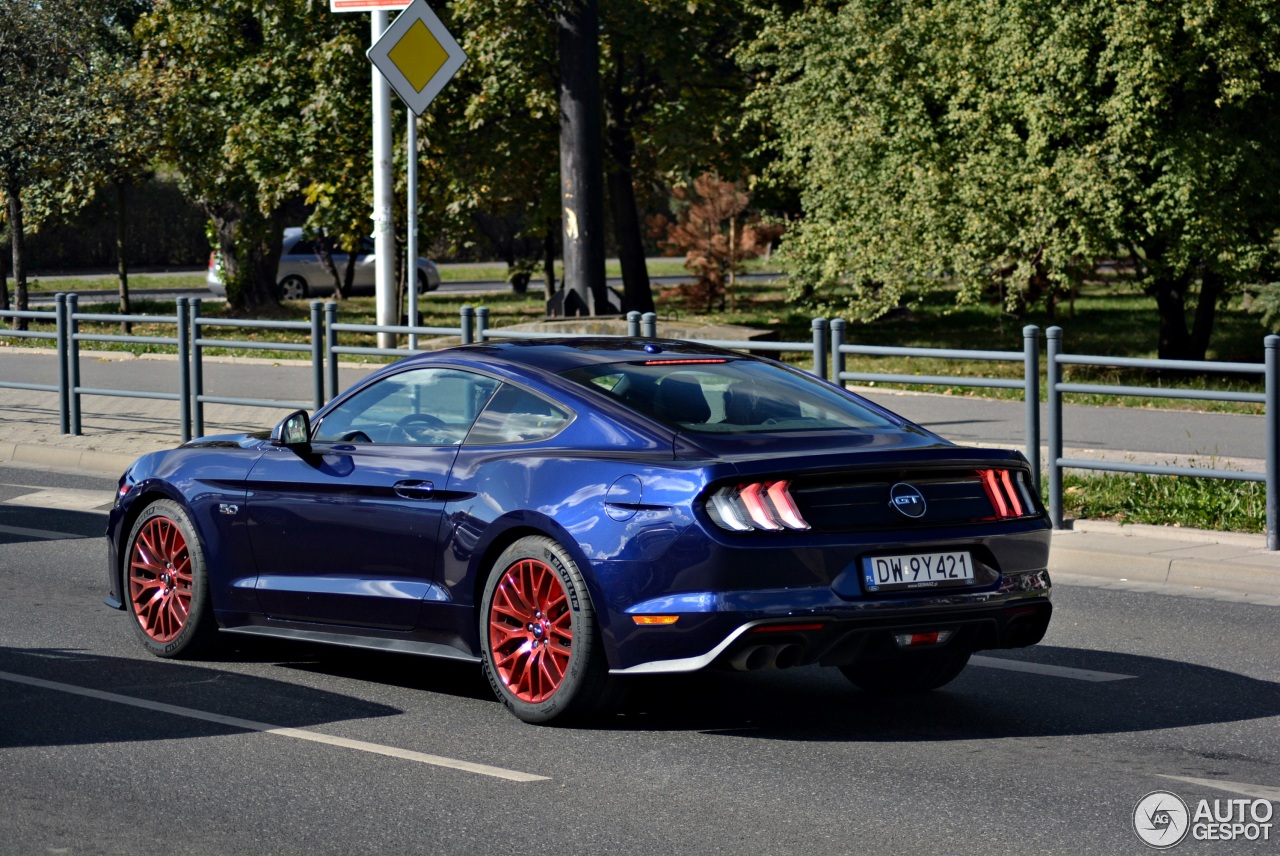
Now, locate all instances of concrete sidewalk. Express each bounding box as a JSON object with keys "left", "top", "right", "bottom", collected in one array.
[{"left": 1, "top": 364, "right": 1277, "bottom": 603}]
